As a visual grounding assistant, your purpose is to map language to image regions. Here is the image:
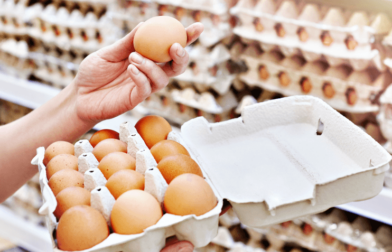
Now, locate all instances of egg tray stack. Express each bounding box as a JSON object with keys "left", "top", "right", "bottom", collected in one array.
[
  {"left": 382, "top": 29, "right": 392, "bottom": 74},
  {"left": 205, "top": 208, "right": 392, "bottom": 252},
  {"left": 1, "top": 174, "right": 46, "bottom": 227},
  {"left": 0, "top": 99, "right": 33, "bottom": 125},
  {"left": 0, "top": 0, "right": 121, "bottom": 87},
  {"left": 230, "top": 0, "right": 392, "bottom": 114}
]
